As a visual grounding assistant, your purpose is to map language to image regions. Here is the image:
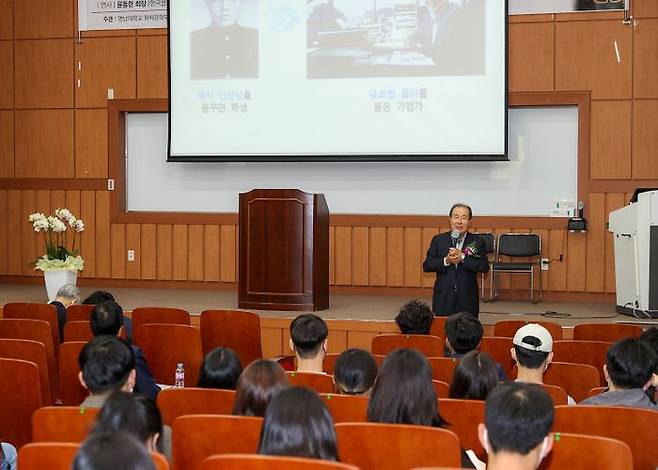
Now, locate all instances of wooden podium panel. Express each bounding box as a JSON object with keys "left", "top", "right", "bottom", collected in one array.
[{"left": 238, "top": 189, "right": 329, "bottom": 311}]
